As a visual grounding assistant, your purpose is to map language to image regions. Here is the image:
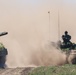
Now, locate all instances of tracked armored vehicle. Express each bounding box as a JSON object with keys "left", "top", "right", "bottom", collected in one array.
[
  {"left": 0, "top": 32, "right": 8, "bottom": 68},
  {"left": 60, "top": 42, "right": 76, "bottom": 51},
  {"left": 59, "top": 31, "right": 76, "bottom": 64}
]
